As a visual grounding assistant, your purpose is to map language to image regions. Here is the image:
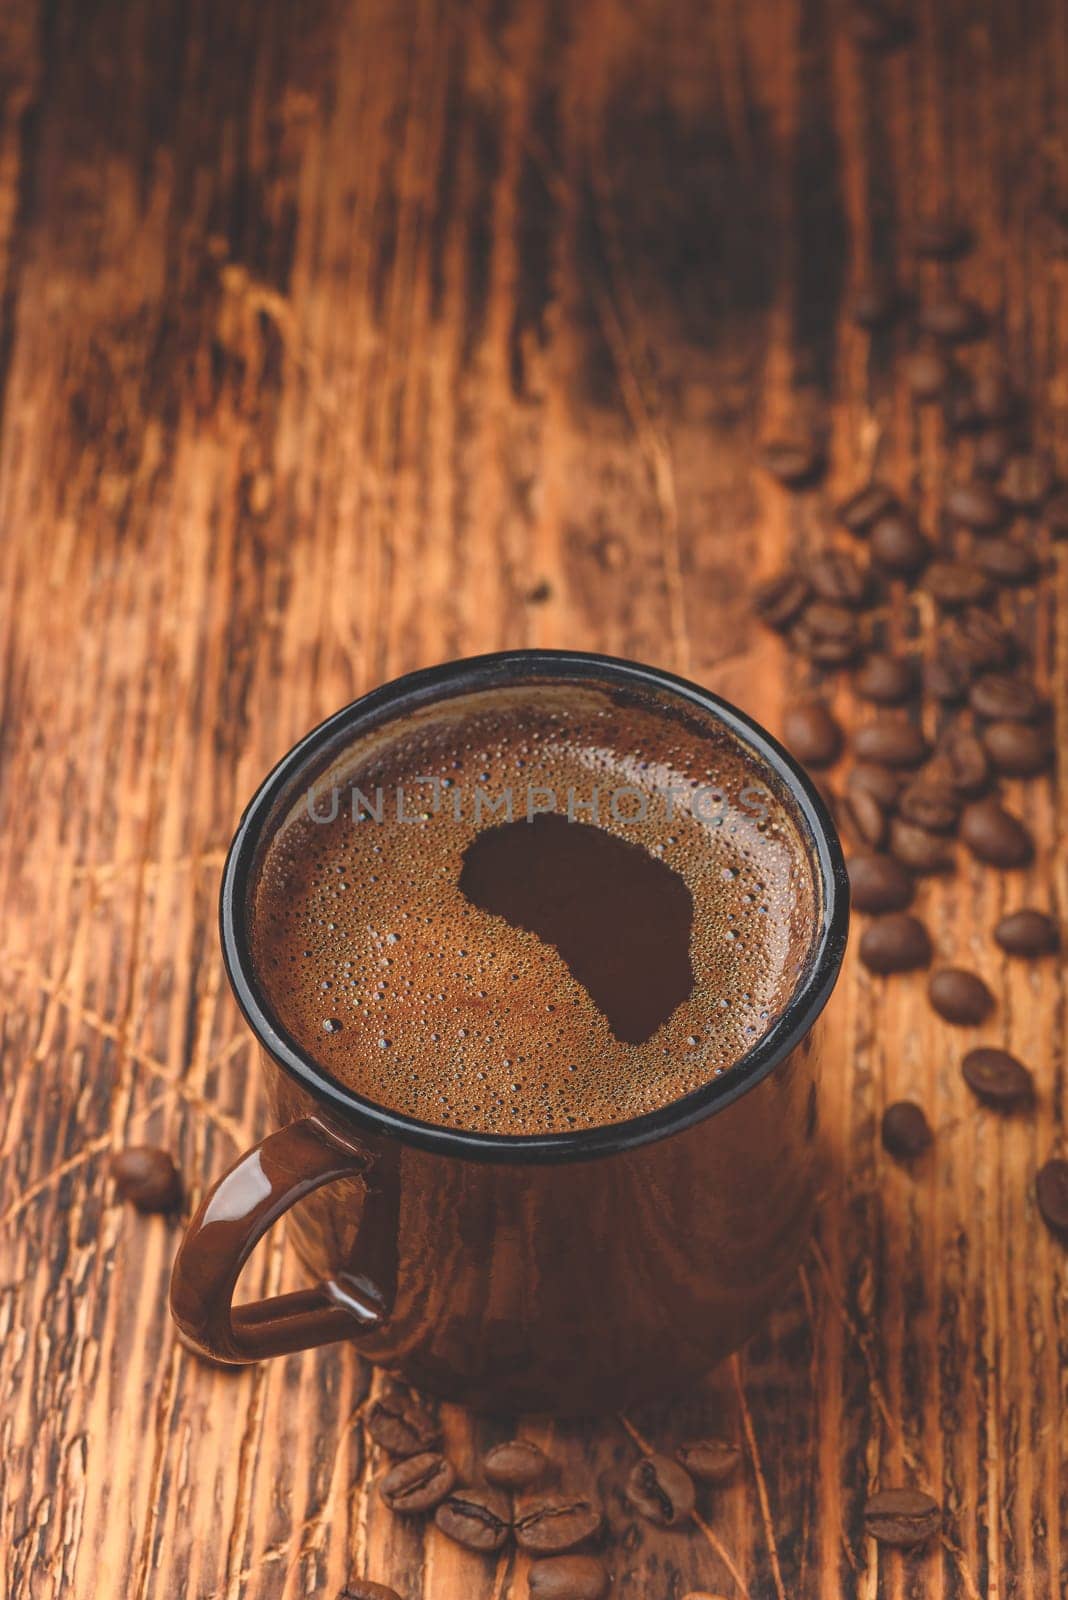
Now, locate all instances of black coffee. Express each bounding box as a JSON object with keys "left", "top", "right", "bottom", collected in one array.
[{"left": 249, "top": 678, "right": 816, "bottom": 1133}]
